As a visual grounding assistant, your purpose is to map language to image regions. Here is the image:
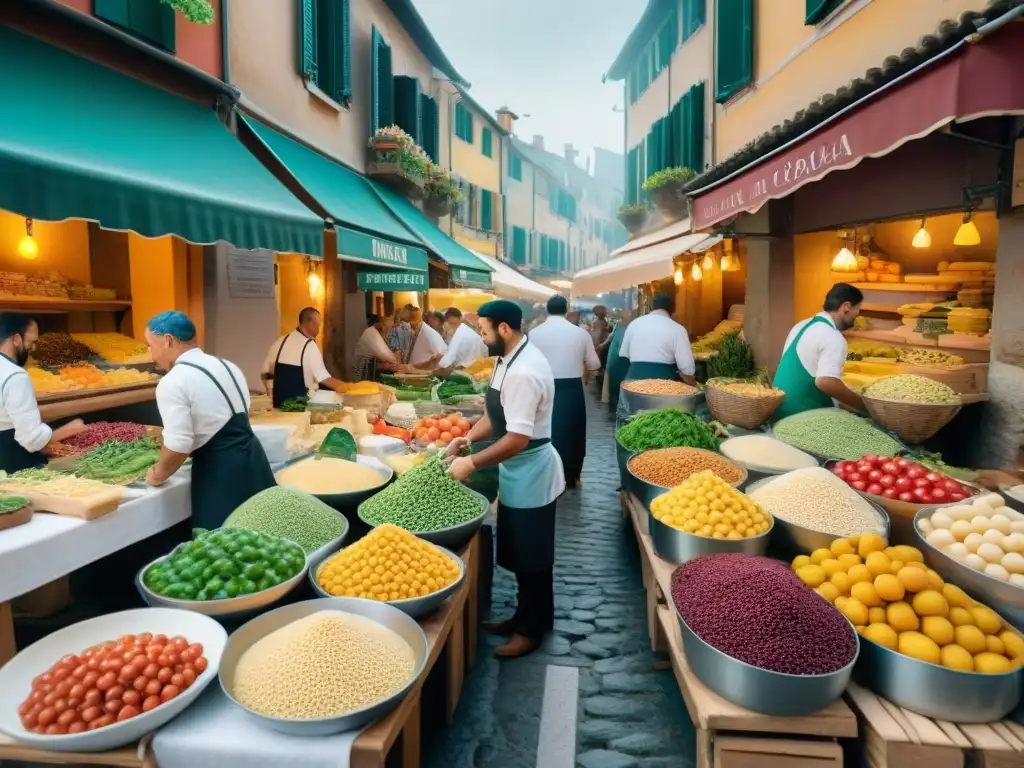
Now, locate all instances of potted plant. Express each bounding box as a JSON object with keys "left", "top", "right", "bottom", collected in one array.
[
  {"left": 366, "top": 126, "right": 429, "bottom": 197},
  {"left": 617, "top": 204, "right": 651, "bottom": 234},
  {"left": 422, "top": 166, "right": 463, "bottom": 219},
  {"left": 642, "top": 166, "right": 695, "bottom": 218}
]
